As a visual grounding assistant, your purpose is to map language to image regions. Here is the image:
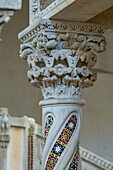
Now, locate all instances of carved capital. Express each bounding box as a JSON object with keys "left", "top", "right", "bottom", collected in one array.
[{"left": 19, "top": 19, "right": 106, "bottom": 99}]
